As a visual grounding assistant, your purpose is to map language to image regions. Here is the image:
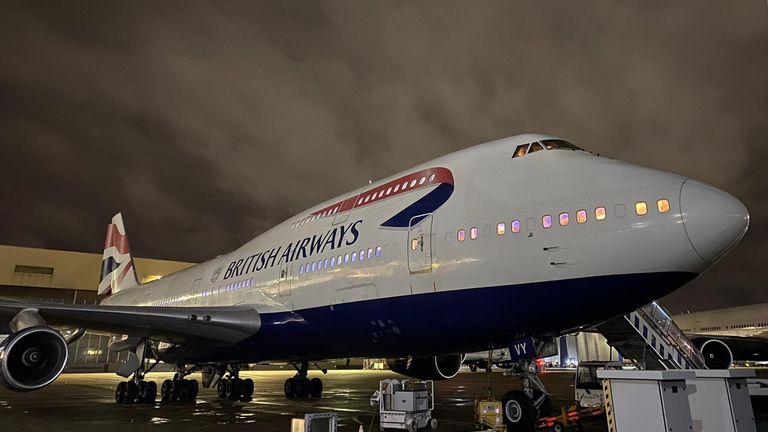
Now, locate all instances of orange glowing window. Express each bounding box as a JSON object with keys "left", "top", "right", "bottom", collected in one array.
[
  {"left": 657, "top": 199, "right": 670, "bottom": 213},
  {"left": 595, "top": 207, "right": 607, "bottom": 221},
  {"left": 576, "top": 209, "right": 587, "bottom": 224},
  {"left": 457, "top": 229, "right": 466, "bottom": 242},
  {"left": 559, "top": 212, "right": 570, "bottom": 226},
  {"left": 635, "top": 201, "right": 648, "bottom": 215},
  {"left": 470, "top": 227, "right": 479, "bottom": 239},
  {"left": 497, "top": 223, "right": 506, "bottom": 235},
  {"left": 542, "top": 215, "right": 553, "bottom": 228},
  {"left": 511, "top": 220, "right": 521, "bottom": 233}
]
